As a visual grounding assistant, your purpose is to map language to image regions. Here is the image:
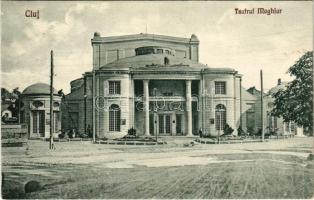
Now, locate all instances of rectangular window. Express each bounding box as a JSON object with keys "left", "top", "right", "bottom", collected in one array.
[
  {"left": 246, "top": 103, "right": 255, "bottom": 112},
  {"left": 32, "top": 111, "right": 38, "bottom": 133},
  {"left": 274, "top": 117, "right": 277, "bottom": 129},
  {"left": 109, "top": 81, "right": 121, "bottom": 95},
  {"left": 285, "top": 122, "right": 290, "bottom": 131},
  {"left": 215, "top": 81, "right": 226, "bottom": 94},
  {"left": 20, "top": 111, "right": 24, "bottom": 123},
  {"left": 290, "top": 122, "right": 295, "bottom": 132}
]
